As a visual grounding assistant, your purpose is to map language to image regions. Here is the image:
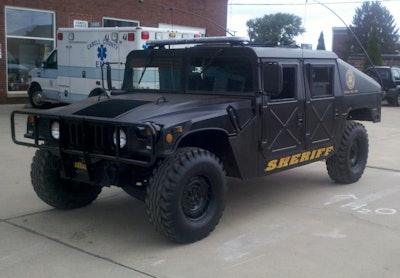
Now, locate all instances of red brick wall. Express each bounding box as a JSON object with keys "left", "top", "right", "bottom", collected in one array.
[
  {"left": 0, "top": 0, "right": 228, "bottom": 103},
  {"left": 332, "top": 32, "right": 348, "bottom": 60}
]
